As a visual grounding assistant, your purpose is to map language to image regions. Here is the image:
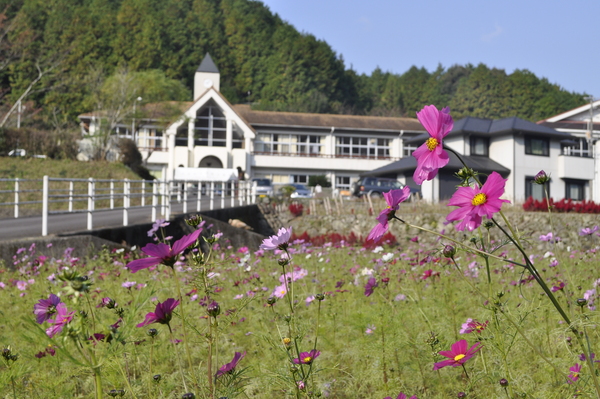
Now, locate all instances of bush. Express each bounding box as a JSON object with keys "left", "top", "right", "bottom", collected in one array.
[
  {"left": 308, "top": 175, "right": 331, "bottom": 187},
  {"left": 522, "top": 196, "right": 600, "bottom": 213},
  {"left": 288, "top": 202, "right": 303, "bottom": 217},
  {"left": 119, "top": 139, "right": 155, "bottom": 181}
]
